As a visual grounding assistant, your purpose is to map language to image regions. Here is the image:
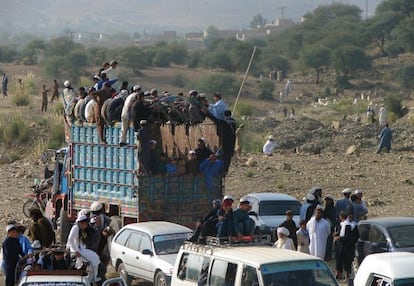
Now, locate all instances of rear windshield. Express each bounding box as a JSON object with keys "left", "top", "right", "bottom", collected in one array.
[
  {"left": 388, "top": 225, "right": 414, "bottom": 248},
  {"left": 261, "top": 260, "right": 338, "bottom": 286},
  {"left": 153, "top": 233, "right": 190, "bottom": 255},
  {"left": 259, "top": 201, "right": 301, "bottom": 216}
]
